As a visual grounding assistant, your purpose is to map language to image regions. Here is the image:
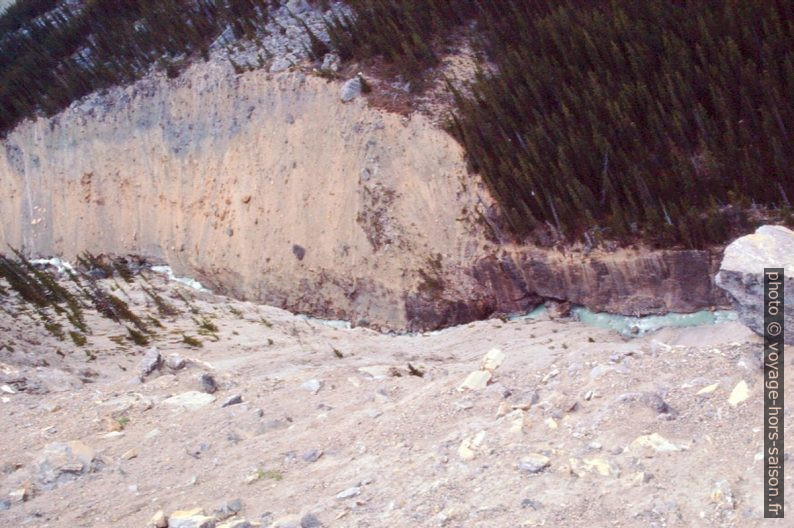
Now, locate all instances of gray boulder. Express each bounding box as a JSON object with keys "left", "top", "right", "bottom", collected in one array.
[
  {"left": 36, "top": 441, "right": 100, "bottom": 489},
  {"left": 340, "top": 76, "right": 362, "bottom": 102},
  {"left": 138, "top": 346, "right": 162, "bottom": 379},
  {"left": 715, "top": 225, "right": 793, "bottom": 343}
]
